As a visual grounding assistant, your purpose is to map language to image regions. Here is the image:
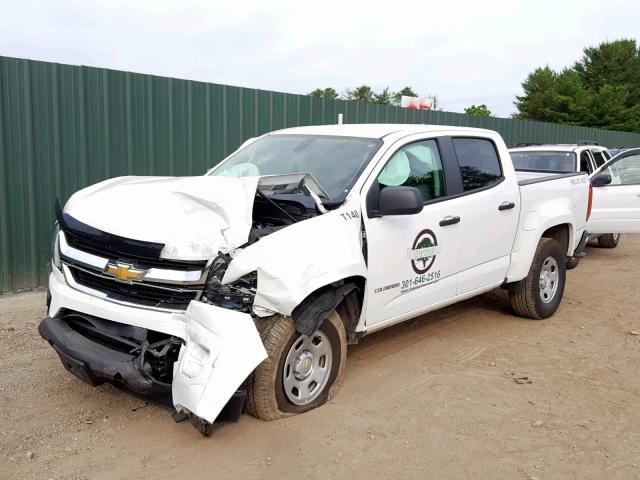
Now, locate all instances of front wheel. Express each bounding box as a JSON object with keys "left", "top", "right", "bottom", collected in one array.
[
  {"left": 597, "top": 233, "right": 621, "bottom": 249},
  {"left": 244, "top": 311, "right": 347, "bottom": 420},
  {"left": 509, "top": 238, "right": 566, "bottom": 320}
]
